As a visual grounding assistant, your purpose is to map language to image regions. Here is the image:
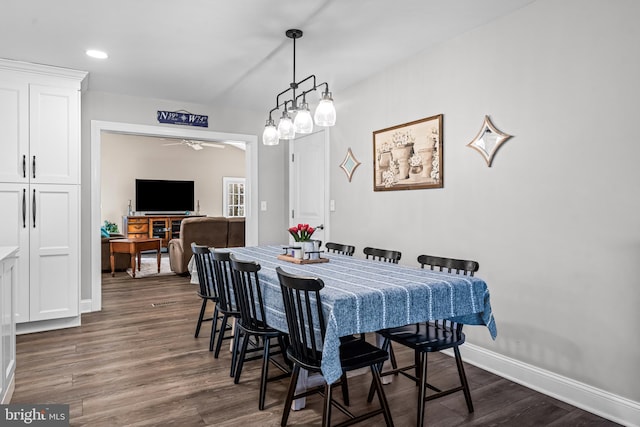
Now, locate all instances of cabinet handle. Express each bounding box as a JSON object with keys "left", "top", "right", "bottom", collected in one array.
[
  {"left": 22, "top": 188, "right": 26, "bottom": 228},
  {"left": 32, "top": 189, "right": 36, "bottom": 228},
  {"left": 22, "top": 155, "right": 26, "bottom": 178},
  {"left": 32, "top": 155, "right": 36, "bottom": 179}
]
